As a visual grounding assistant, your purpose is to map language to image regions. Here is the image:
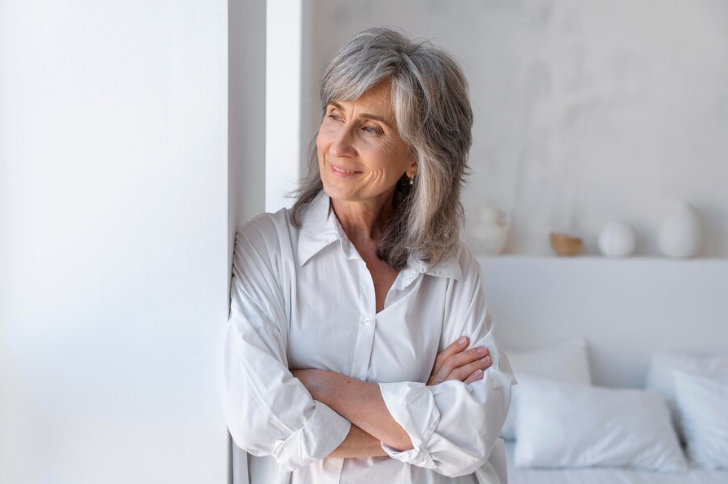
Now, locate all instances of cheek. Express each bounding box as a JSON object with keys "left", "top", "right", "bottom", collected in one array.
[
  {"left": 315, "top": 132, "right": 328, "bottom": 164},
  {"left": 371, "top": 145, "right": 409, "bottom": 179}
]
